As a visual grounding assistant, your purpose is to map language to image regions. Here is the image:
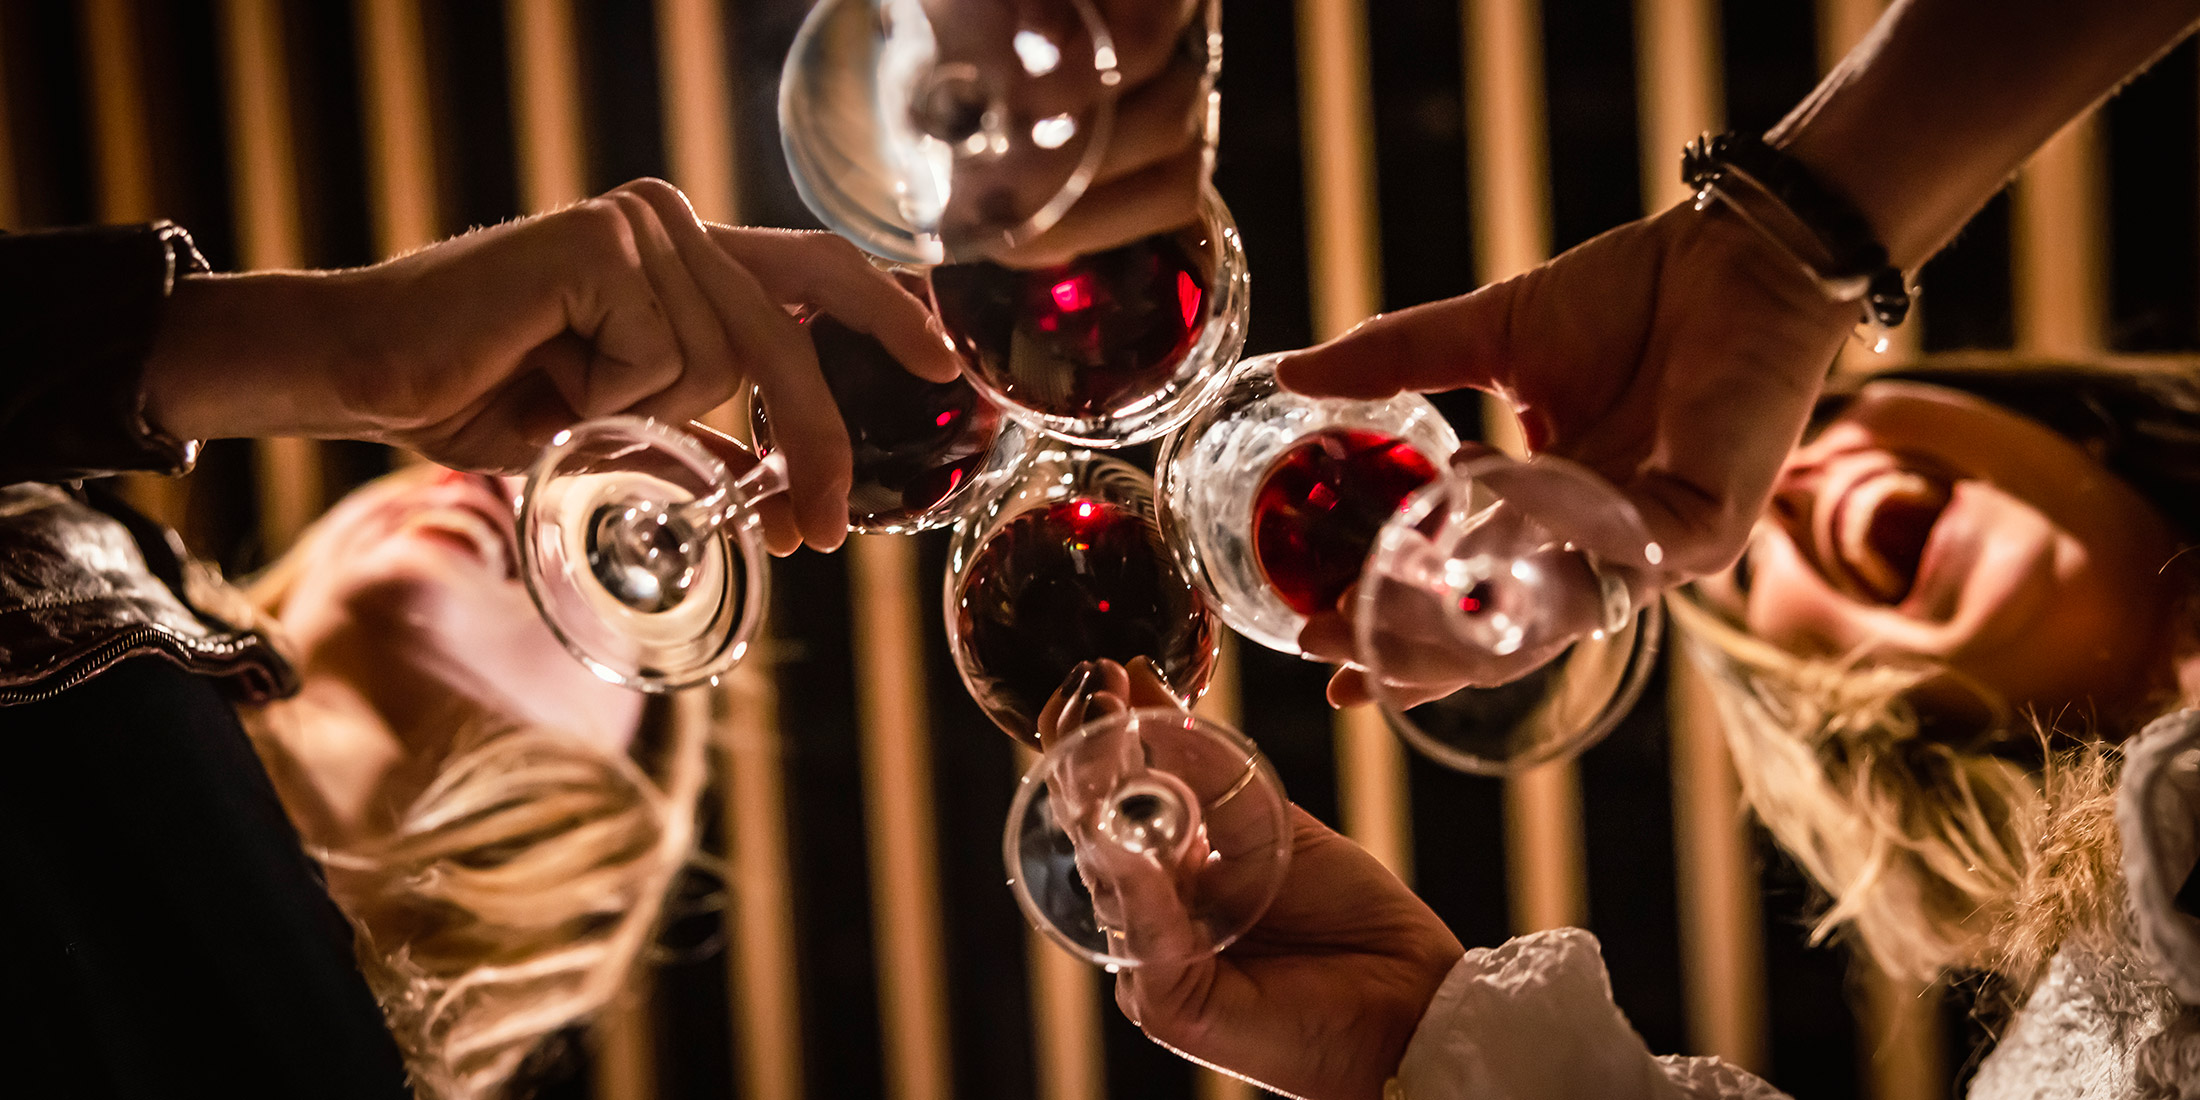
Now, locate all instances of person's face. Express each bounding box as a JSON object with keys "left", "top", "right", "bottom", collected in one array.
[
  {"left": 1697, "top": 381, "right": 2181, "bottom": 719},
  {"left": 275, "top": 468, "right": 644, "bottom": 759}
]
